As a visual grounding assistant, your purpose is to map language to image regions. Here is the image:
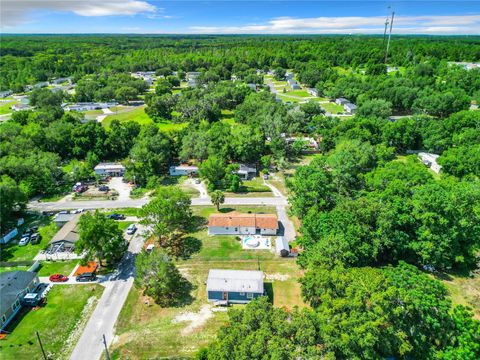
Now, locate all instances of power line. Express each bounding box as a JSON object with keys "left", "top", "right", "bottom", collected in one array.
[{"left": 385, "top": 10, "right": 395, "bottom": 64}]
